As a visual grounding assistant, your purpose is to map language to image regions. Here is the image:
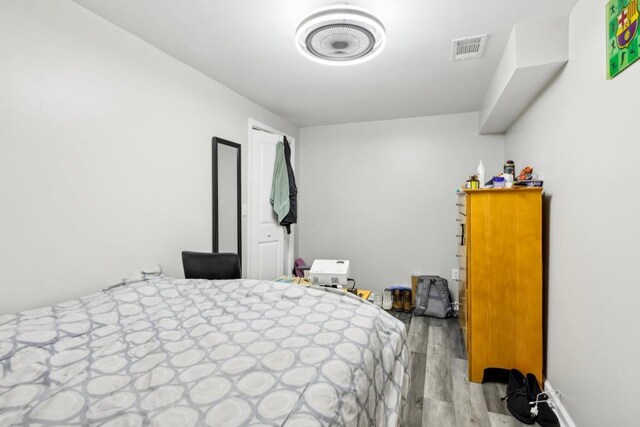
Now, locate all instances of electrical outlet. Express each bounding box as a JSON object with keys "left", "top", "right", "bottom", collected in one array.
[{"left": 452, "top": 268, "right": 459, "bottom": 280}]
